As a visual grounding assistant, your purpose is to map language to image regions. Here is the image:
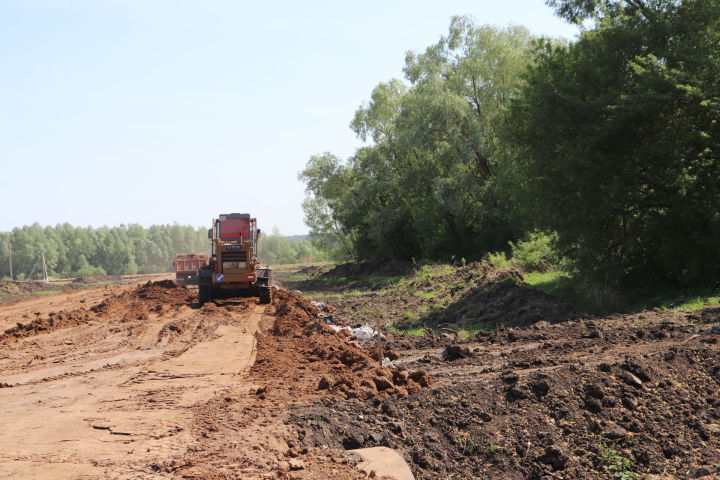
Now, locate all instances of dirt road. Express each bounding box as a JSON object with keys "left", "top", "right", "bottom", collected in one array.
[
  {"left": 0, "top": 281, "right": 377, "bottom": 479},
  {"left": 0, "top": 279, "right": 261, "bottom": 478}
]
